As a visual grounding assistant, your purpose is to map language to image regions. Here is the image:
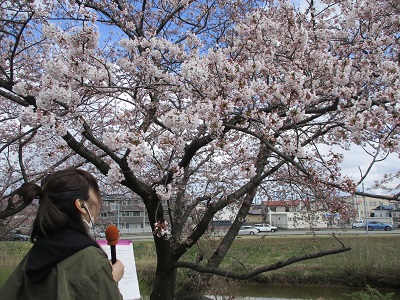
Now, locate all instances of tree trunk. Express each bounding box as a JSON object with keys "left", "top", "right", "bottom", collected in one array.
[
  {"left": 176, "top": 190, "right": 257, "bottom": 298},
  {"left": 150, "top": 267, "right": 177, "bottom": 300},
  {"left": 149, "top": 233, "right": 178, "bottom": 300}
]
